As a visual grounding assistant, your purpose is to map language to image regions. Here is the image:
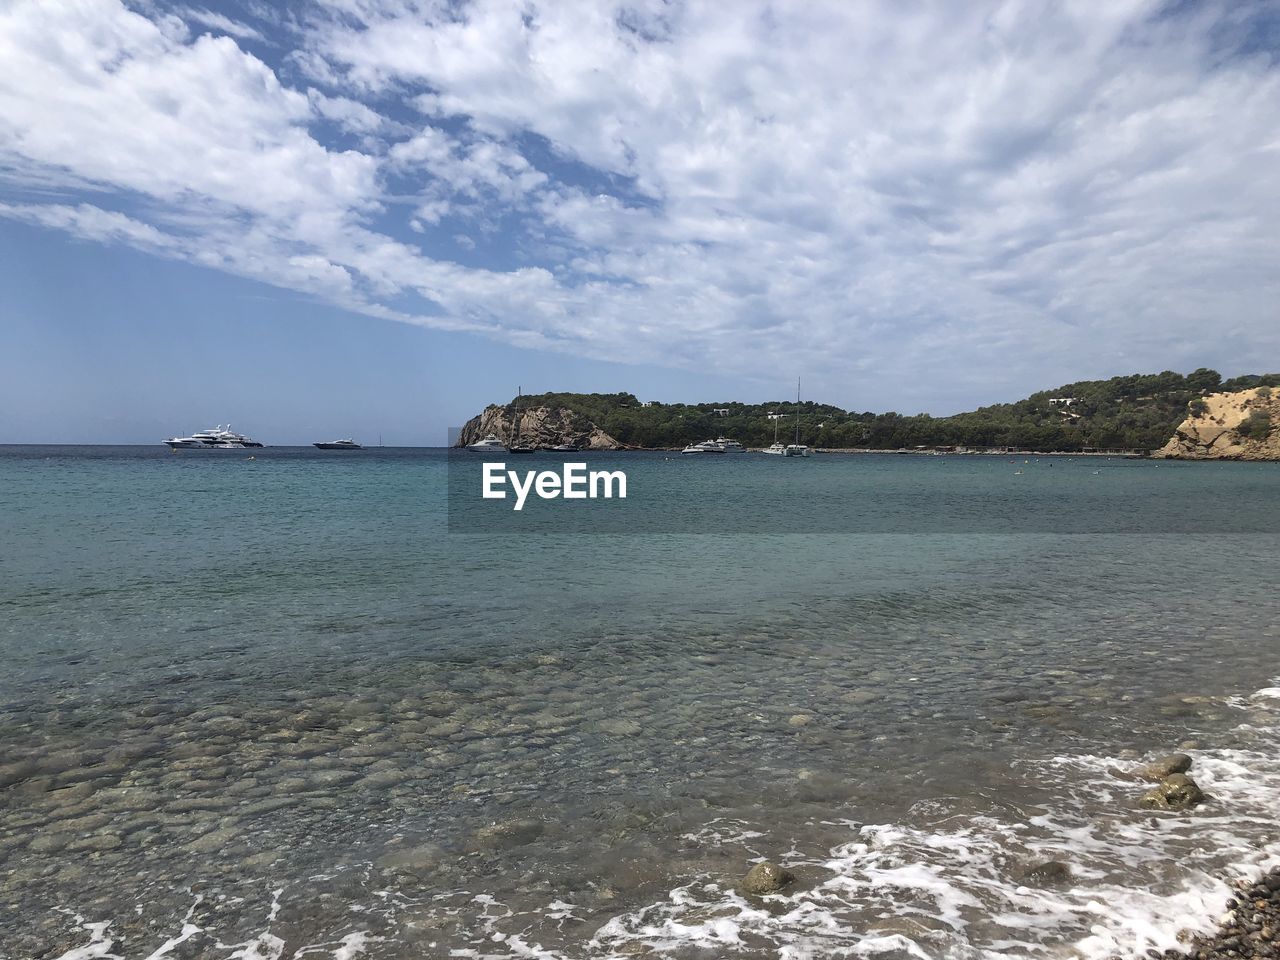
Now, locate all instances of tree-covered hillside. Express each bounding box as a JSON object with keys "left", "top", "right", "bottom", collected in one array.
[{"left": 512, "top": 370, "right": 1280, "bottom": 451}]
